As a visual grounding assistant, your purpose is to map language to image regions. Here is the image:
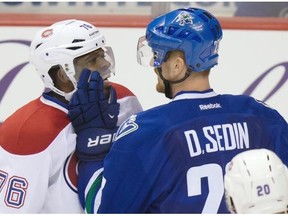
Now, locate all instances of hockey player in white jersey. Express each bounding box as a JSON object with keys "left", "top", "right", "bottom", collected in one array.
[
  {"left": 0, "top": 19, "right": 142, "bottom": 213},
  {"left": 224, "top": 149, "right": 288, "bottom": 213},
  {"left": 69, "top": 8, "right": 288, "bottom": 213}
]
